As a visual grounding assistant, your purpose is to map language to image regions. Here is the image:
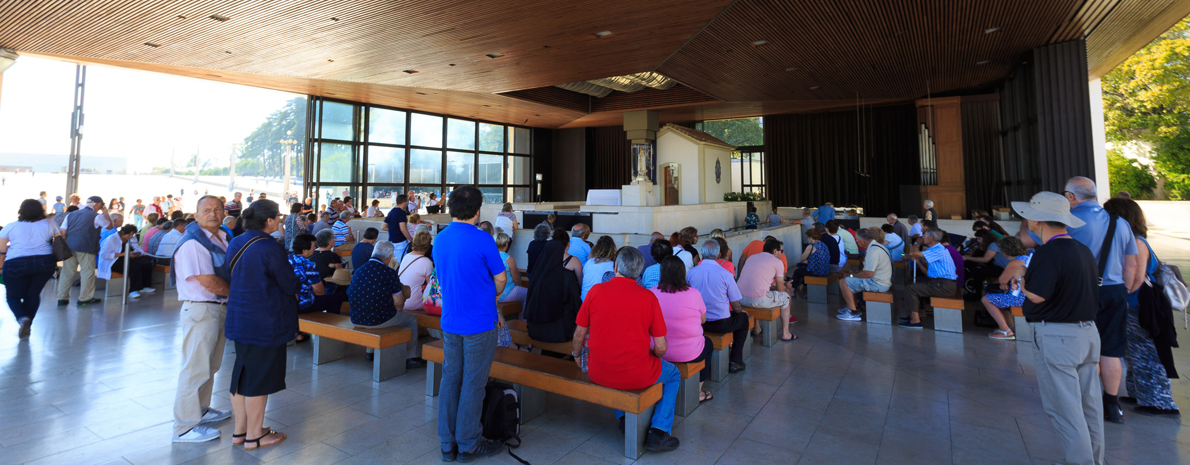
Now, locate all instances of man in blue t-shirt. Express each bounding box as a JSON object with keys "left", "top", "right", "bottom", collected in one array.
[
  {"left": 813, "top": 202, "right": 835, "bottom": 225},
  {"left": 382, "top": 194, "right": 413, "bottom": 257},
  {"left": 432, "top": 186, "right": 508, "bottom": 462}
]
